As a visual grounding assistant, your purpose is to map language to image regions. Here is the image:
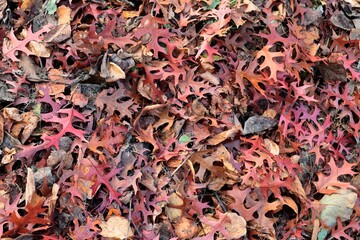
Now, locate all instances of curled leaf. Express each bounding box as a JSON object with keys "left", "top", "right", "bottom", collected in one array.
[{"left": 243, "top": 115, "right": 277, "bottom": 135}]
